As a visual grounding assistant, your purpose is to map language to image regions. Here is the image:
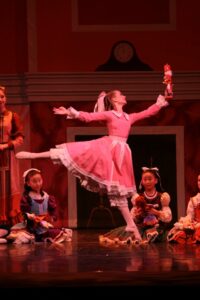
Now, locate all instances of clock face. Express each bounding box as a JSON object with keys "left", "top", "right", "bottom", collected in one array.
[{"left": 113, "top": 42, "right": 134, "bottom": 63}]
